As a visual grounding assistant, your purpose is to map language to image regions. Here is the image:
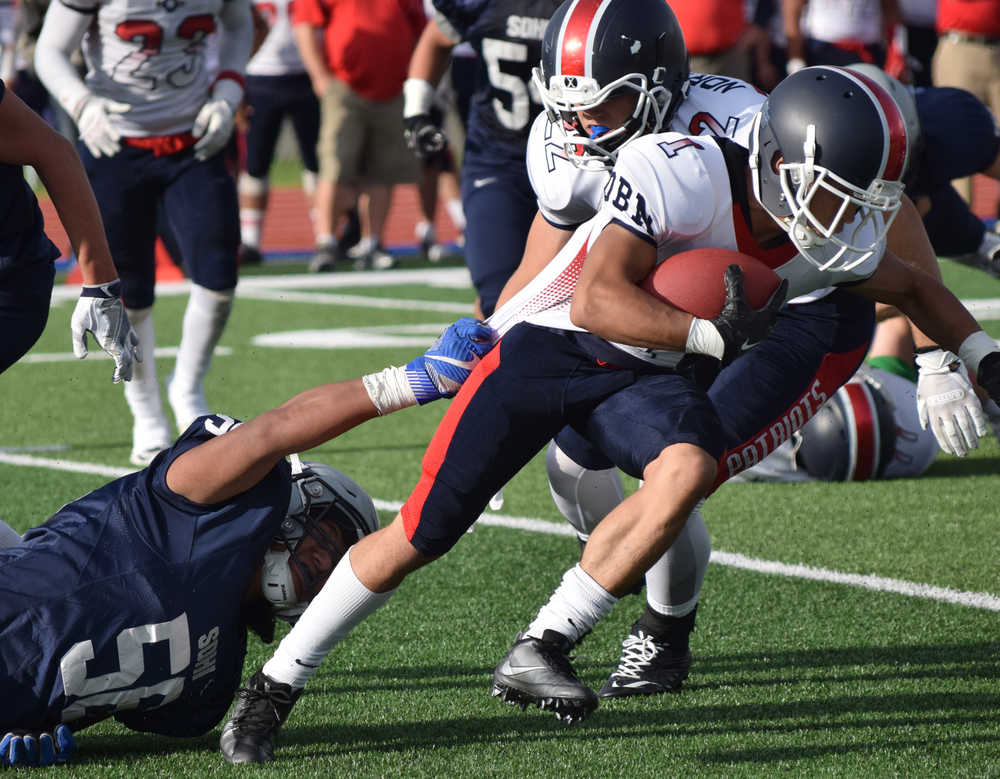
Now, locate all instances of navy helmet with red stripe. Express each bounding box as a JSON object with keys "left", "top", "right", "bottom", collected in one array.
[
  {"left": 794, "top": 372, "right": 898, "bottom": 482},
  {"left": 533, "top": 0, "right": 689, "bottom": 170},
  {"left": 749, "top": 66, "right": 911, "bottom": 272}
]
